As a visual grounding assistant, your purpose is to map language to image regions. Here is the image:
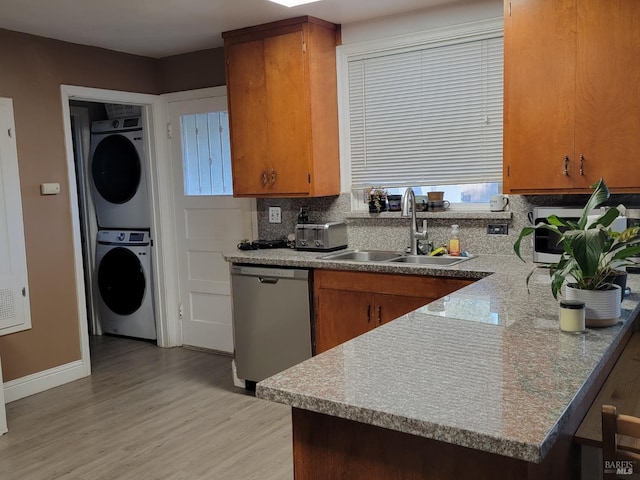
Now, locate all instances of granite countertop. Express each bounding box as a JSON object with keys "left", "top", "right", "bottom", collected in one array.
[
  {"left": 223, "top": 248, "right": 640, "bottom": 464},
  {"left": 224, "top": 248, "right": 497, "bottom": 279}
]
